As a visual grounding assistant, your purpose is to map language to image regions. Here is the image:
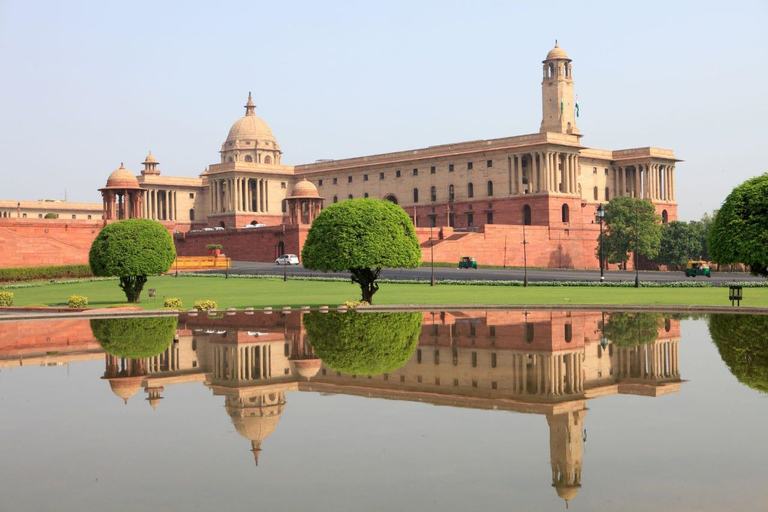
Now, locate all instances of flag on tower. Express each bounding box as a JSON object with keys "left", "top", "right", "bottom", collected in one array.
[{"left": 575, "top": 95, "right": 580, "bottom": 117}]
